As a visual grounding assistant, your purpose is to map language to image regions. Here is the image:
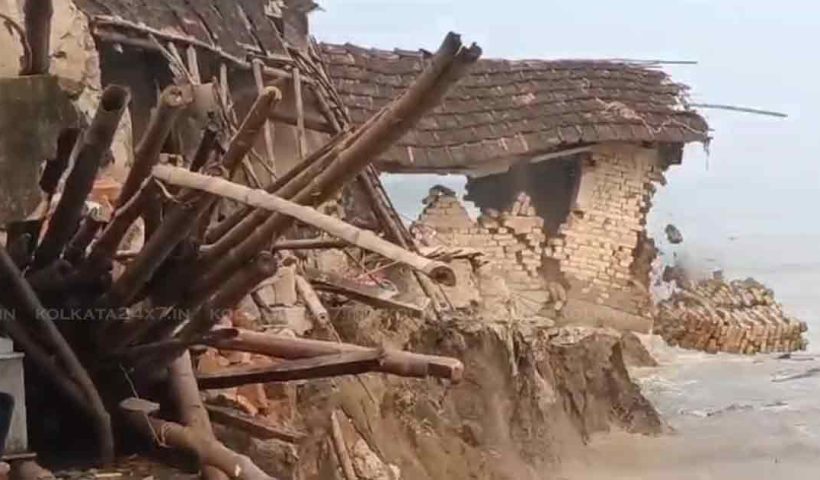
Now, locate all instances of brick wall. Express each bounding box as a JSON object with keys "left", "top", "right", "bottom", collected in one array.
[
  {"left": 413, "top": 190, "right": 547, "bottom": 301},
  {"left": 546, "top": 145, "right": 663, "bottom": 309}
]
